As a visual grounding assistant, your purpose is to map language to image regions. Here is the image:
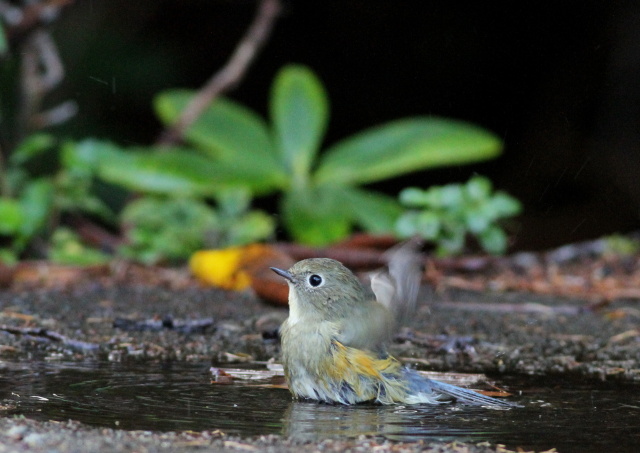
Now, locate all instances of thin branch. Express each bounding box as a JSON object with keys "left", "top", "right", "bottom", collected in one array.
[
  {"left": 0, "top": 0, "right": 74, "bottom": 40},
  {"left": 157, "top": 0, "right": 281, "bottom": 146},
  {"left": 19, "top": 29, "right": 72, "bottom": 137}
]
